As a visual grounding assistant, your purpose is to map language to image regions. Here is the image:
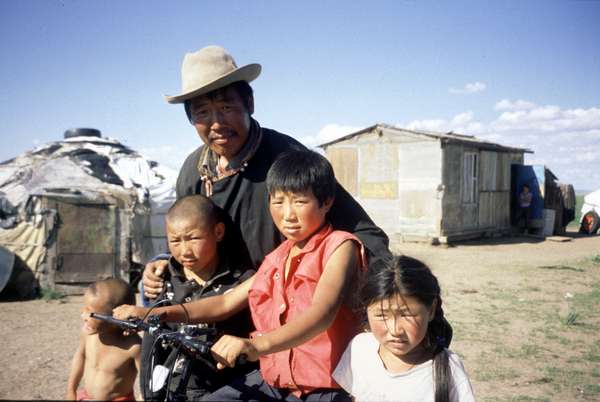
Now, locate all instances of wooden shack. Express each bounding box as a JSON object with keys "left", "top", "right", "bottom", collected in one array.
[{"left": 319, "top": 124, "right": 532, "bottom": 243}]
